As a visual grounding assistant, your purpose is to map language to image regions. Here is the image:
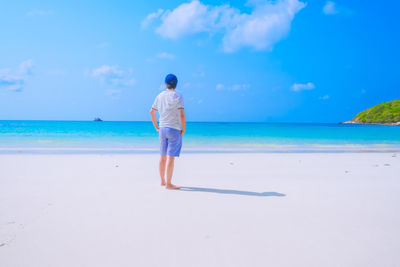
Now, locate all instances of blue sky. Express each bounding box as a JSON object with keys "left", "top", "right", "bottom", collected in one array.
[{"left": 0, "top": 0, "right": 399, "bottom": 122}]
